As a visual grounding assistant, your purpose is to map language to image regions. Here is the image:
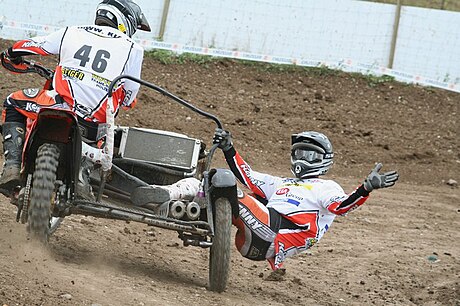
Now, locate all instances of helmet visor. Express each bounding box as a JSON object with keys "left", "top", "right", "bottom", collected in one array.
[
  {"left": 137, "top": 12, "right": 151, "bottom": 31},
  {"left": 291, "top": 142, "right": 326, "bottom": 163},
  {"left": 128, "top": 0, "right": 151, "bottom": 31},
  {"left": 293, "top": 148, "right": 324, "bottom": 163}
]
